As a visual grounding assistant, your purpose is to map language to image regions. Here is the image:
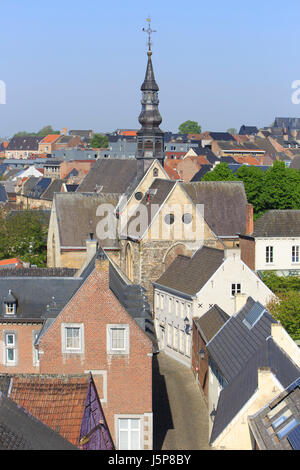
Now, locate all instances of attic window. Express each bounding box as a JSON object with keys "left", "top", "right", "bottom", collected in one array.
[
  {"left": 164, "top": 214, "right": 175, "bottom": 225},
  {"left": 6, "top": 303, "right": 15, "bottom": 315},
  {"left": 243, "top": 303, "right": 265, "bottom": 329},
  {"left": 135, "top": 192, "right": 143, "bottom": 201}
]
